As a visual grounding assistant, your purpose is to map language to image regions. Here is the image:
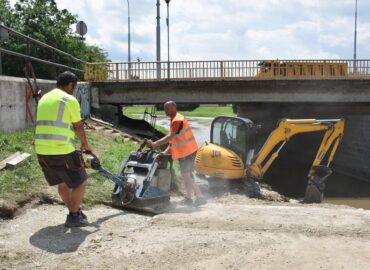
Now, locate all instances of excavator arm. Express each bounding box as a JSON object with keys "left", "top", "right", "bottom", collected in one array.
[{"left": 247, "top": 118, "right": 345, "bottom": 180}]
